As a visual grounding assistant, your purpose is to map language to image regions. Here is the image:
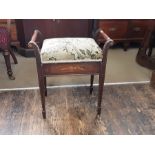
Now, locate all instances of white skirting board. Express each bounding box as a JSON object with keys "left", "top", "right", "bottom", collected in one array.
[{"left": 0, "top": 81, "right": 150, "bottom": 92}]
